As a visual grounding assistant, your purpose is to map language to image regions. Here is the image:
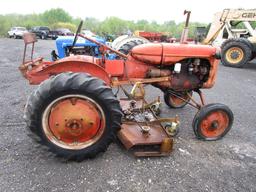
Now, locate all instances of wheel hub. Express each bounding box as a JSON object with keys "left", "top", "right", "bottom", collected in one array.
[
  {"left": 42, "top": 95, "right": 106, "bottom": 150},
  {"left": 230, "top": 51, "right": 239, "bottom": 60},
  {"left": 226, "top": 47, "right": 244, "bottom": 64},
  {"left": 210, "top": 120, "right": 219, "bottom": 130},
  {"left": 65, "top": 119, "right": 86, "bottom": 136},
  {"left": 200, "top": 110, "right": 229, "bottom": 138}
]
